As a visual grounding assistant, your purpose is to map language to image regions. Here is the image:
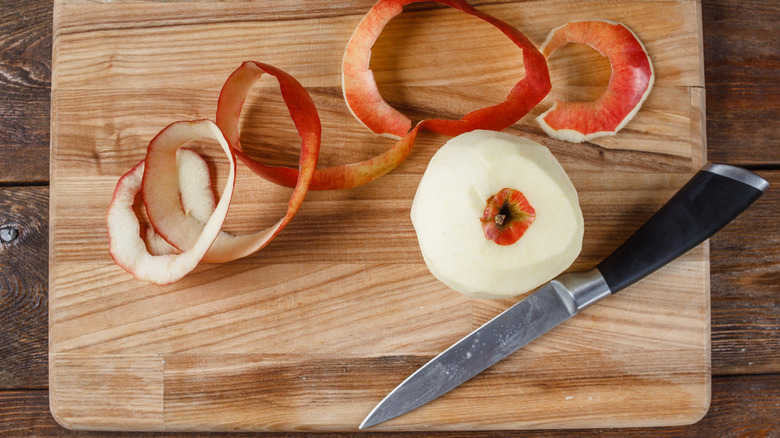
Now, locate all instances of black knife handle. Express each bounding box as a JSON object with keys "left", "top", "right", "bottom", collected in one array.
[{"left": 596, "top": 163, "right": 769, "bottom": 294}]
